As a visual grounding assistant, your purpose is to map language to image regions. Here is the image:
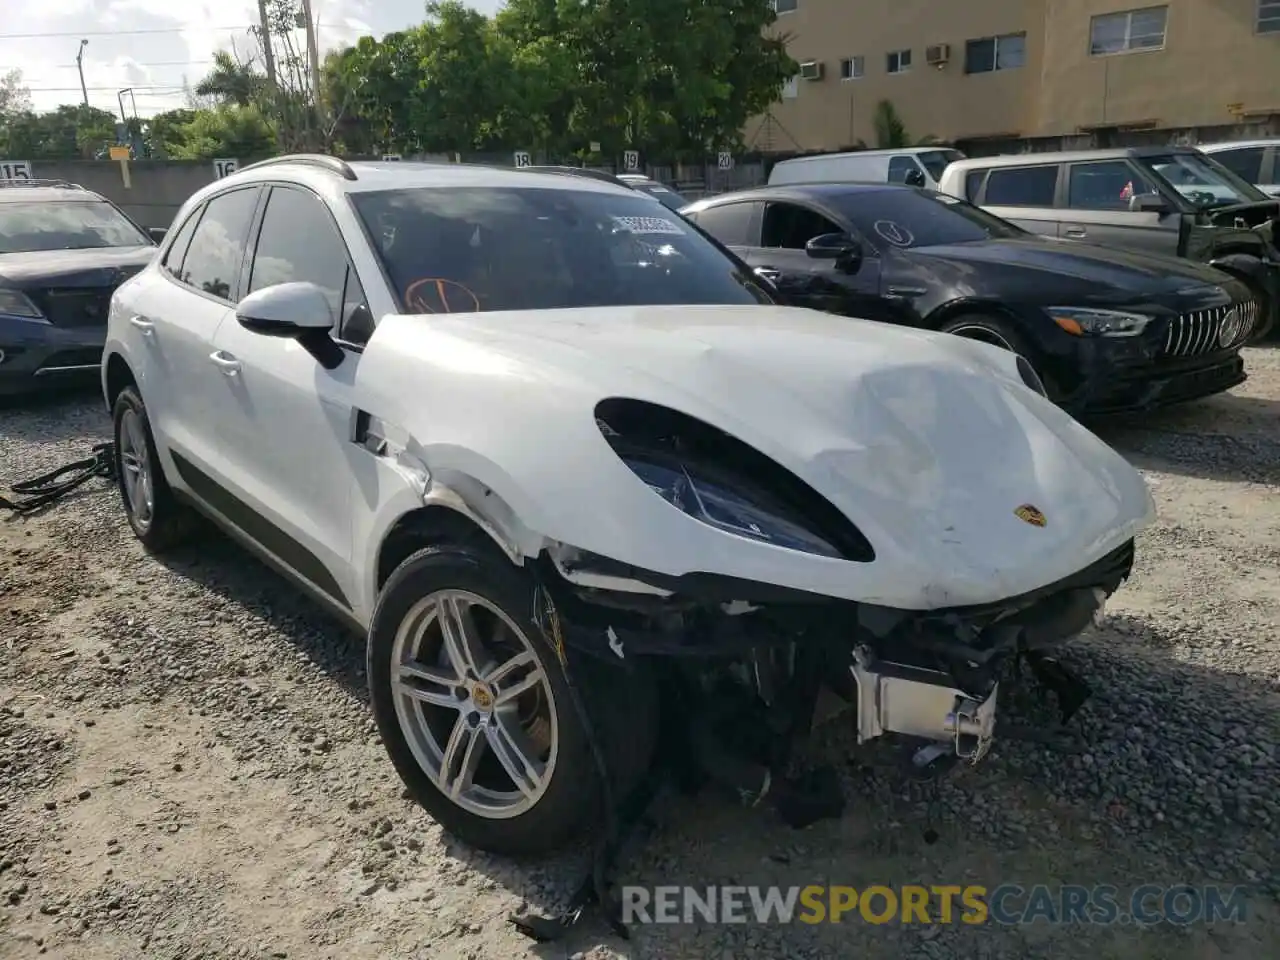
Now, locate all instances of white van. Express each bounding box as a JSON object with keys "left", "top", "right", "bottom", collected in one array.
[
  {"left": 766, "top": 146, "right": 967, "bottom": 190},
  {"left": 1196, "top": 139, "right": 1280, "bottom": 197}
]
